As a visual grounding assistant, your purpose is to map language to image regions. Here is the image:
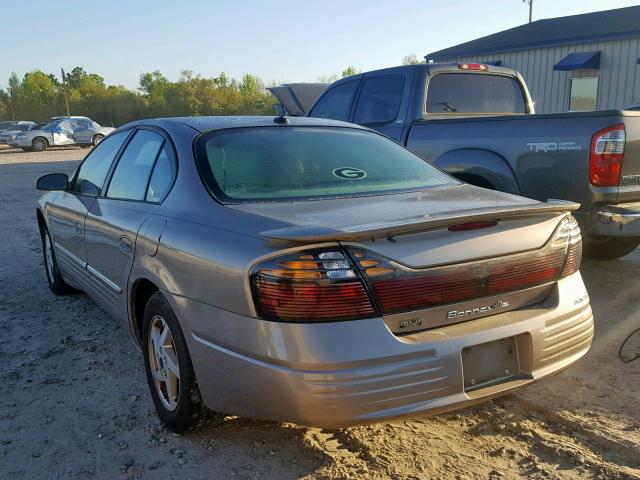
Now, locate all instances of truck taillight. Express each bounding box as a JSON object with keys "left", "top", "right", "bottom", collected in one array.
[
  {"left": 250, "top": 249, "right": 375, "bottom": 322},
  {"left": 589, "top": 124, "right": 625, "bottom": 186},
  {"left": 458, "top": 63, "right": 488, "bottom": 71}
]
